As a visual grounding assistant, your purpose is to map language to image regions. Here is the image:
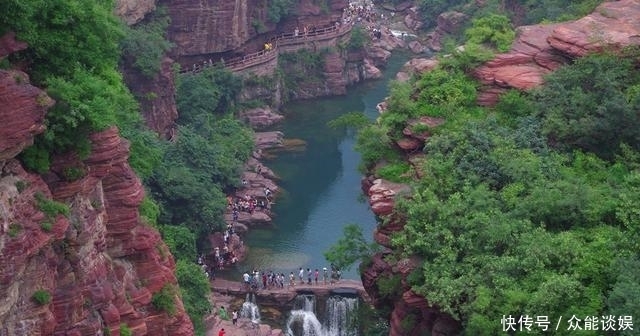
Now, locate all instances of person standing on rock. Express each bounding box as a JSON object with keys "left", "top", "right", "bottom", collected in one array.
[
  {"left": 218, "top": 306, "right": 228, "bottom": 320},
  {"left": 299, "top": 267, "right": 304, "bottom": 284},
  {"left": 232, "top": 310, "right": 238, "bottom": 325},
  {"left": 307, "top": 268, "right": 312, "bottom": 285},
  {"left": 314, "top": 269, "right": 319, "bottom": 285},
  {"left": 289, "top": 272, "right": 296, "bottom": 288}
]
